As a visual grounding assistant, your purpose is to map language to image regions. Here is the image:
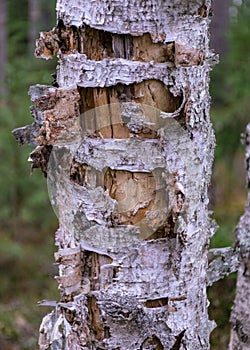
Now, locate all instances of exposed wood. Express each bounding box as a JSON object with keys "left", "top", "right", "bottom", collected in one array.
[
  {"left": 35, "top": 23, "right": 175, "bottom": 63},
  {"left": 79, "top": 81, "right": 181, "bottom": 139}
]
